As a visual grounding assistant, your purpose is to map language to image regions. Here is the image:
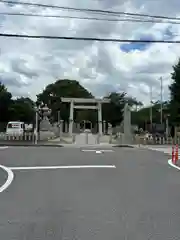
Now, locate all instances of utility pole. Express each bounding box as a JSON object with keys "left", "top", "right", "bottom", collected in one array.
[
  {"left": 150, "top": 86, "right": 153, "bottom": 131},
  {"left": 160, "top": 77, "right": 163, "bottom": 124}
]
